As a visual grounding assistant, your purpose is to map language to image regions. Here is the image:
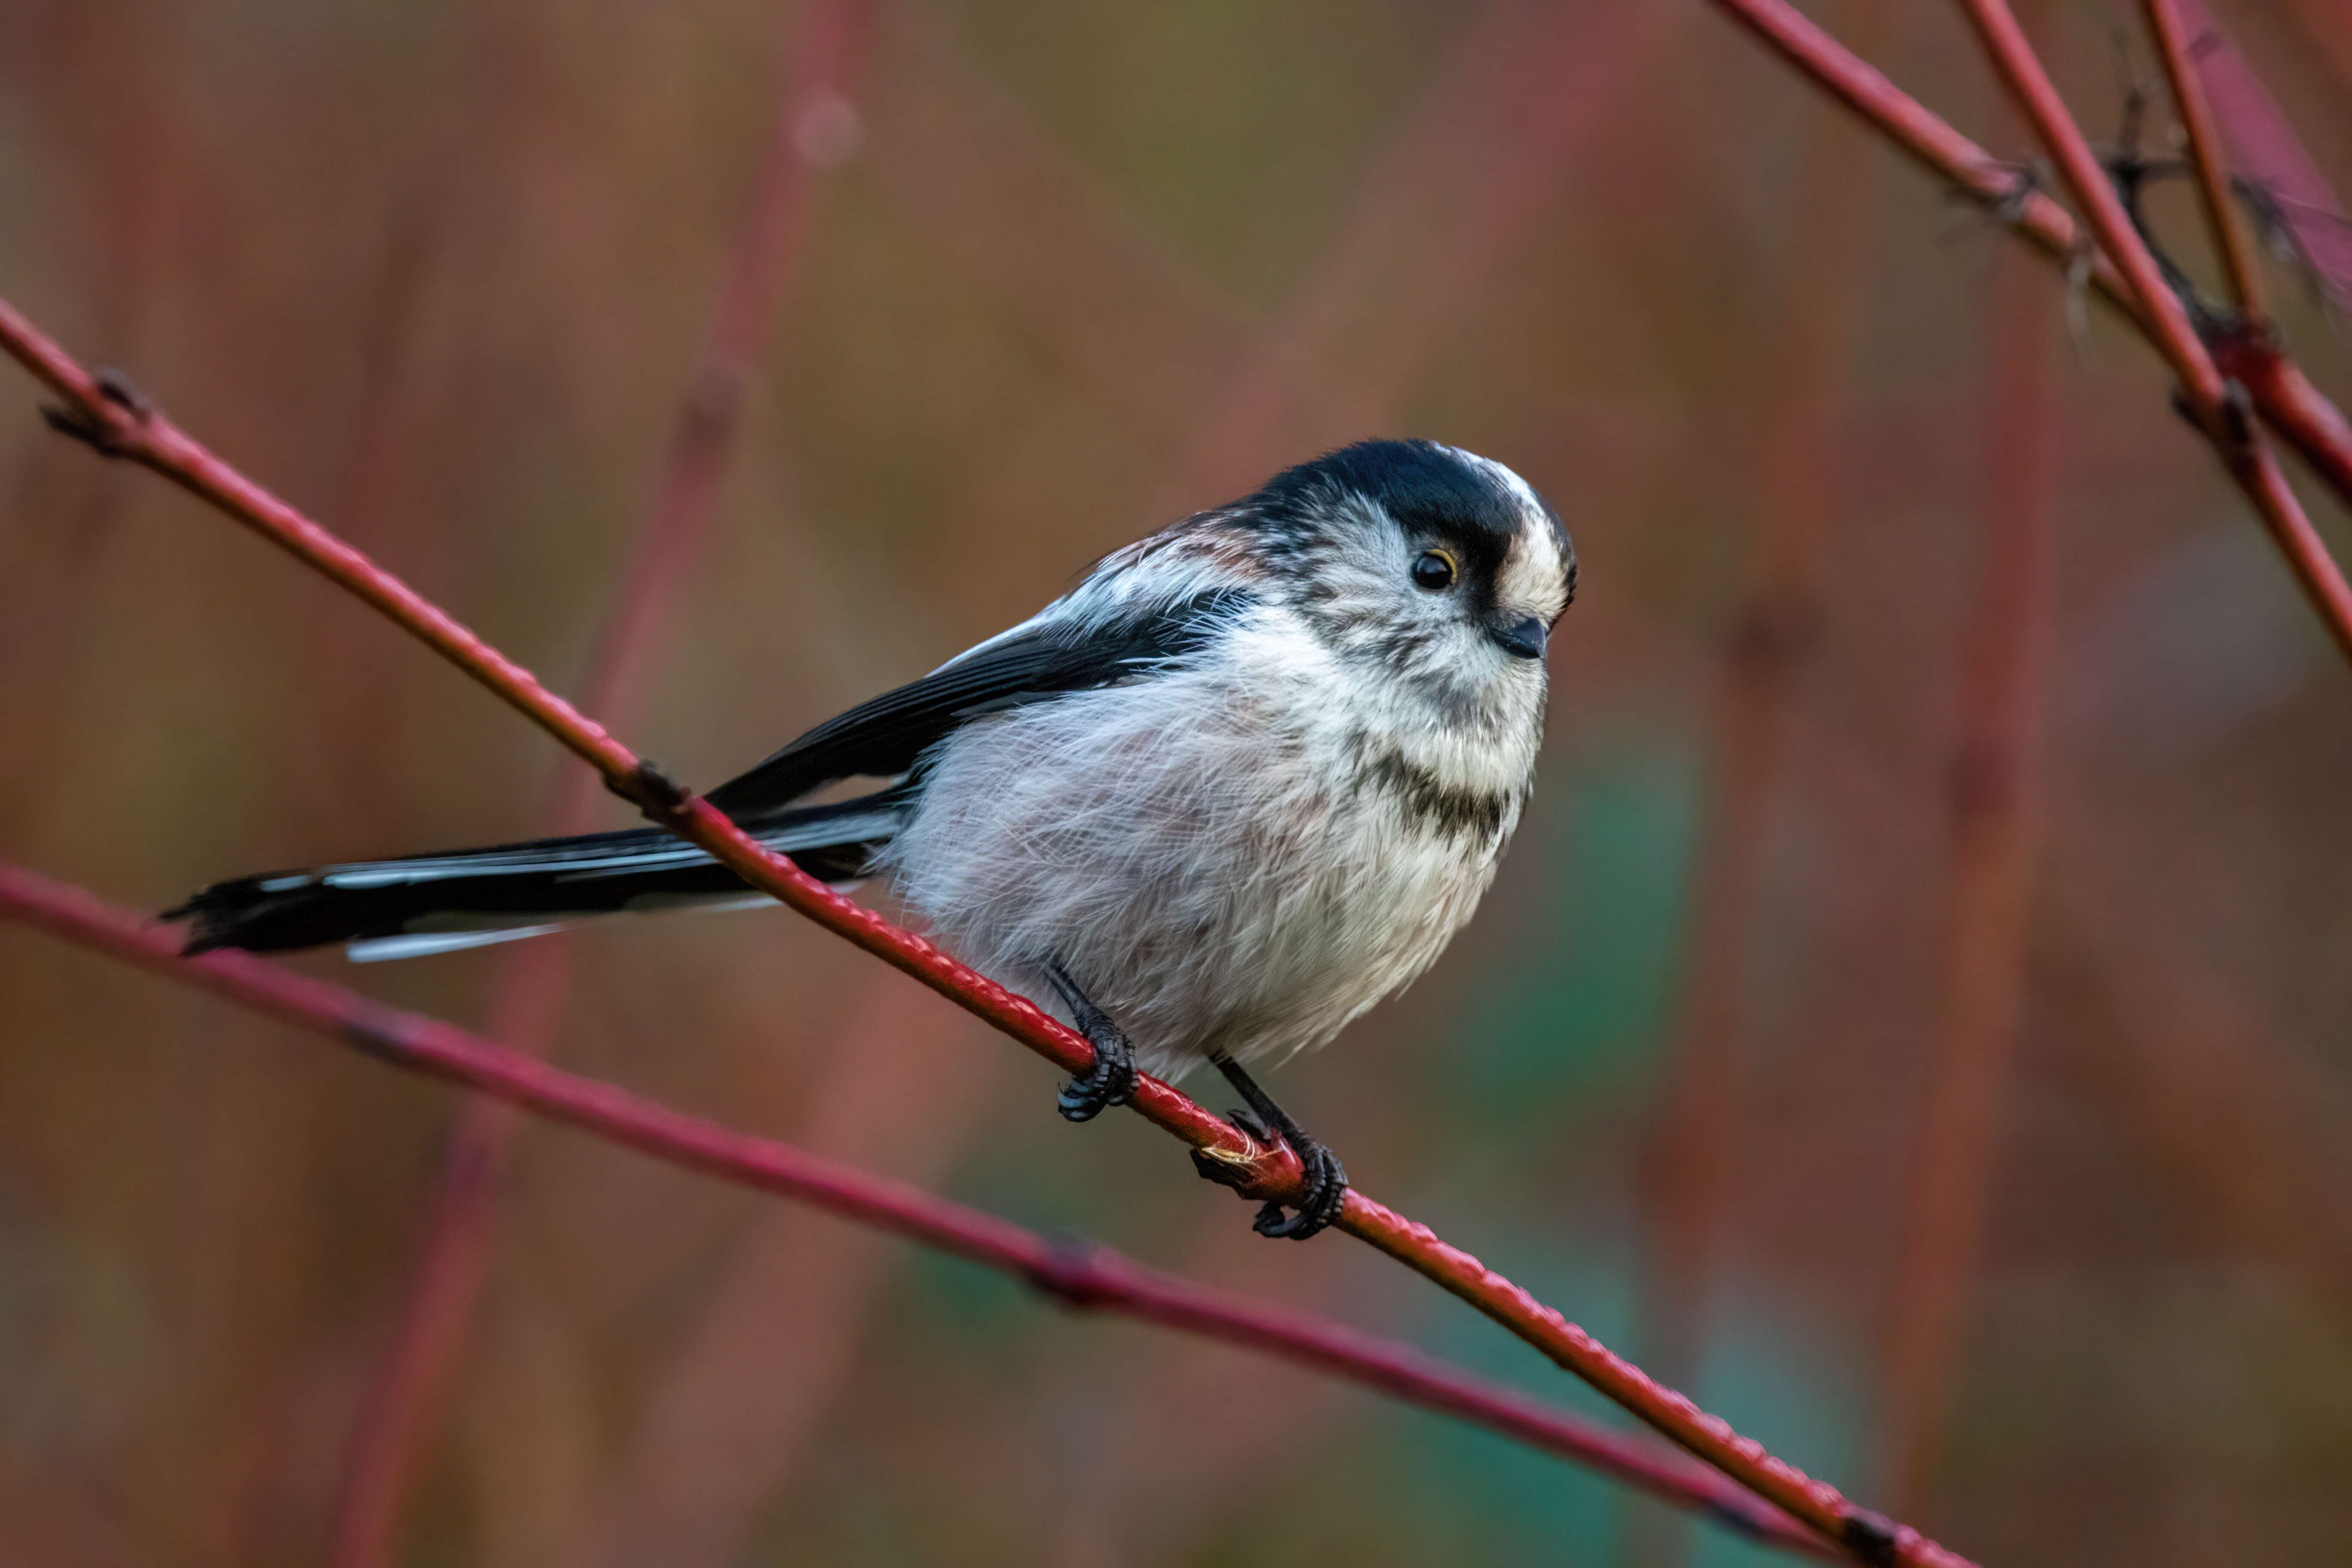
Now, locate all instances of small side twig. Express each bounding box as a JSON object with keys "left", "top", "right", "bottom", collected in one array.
[
  {"left": 2100, "top": 75, "right": 2214, "bottom": 331},
  {"left": 0, "top": 860, "right": 1834, "bottom": 1561},
  {"left": 2139, "top": 0, "right": 2270, "bottom": 329},
  {"left": 1955, "top": 0, "right": 2224, "bottom": 417}
]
